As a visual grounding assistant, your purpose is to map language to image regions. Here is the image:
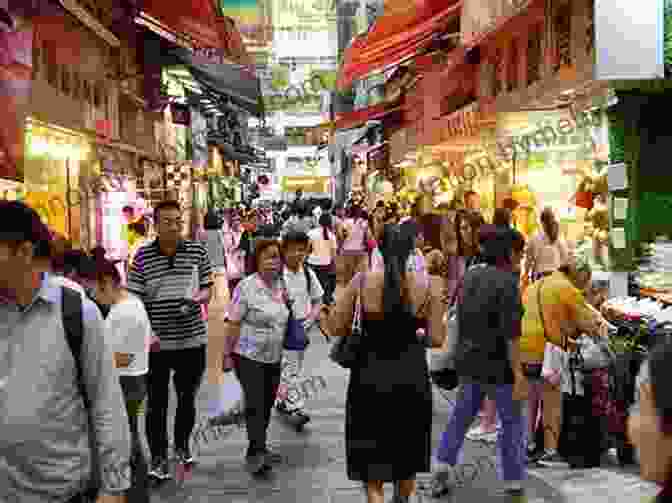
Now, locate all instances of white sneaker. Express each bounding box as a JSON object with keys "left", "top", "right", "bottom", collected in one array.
[{"left": 466, "top": 425, "right": 487, "bottom": 440}]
